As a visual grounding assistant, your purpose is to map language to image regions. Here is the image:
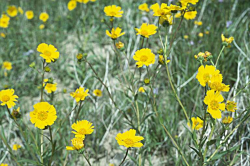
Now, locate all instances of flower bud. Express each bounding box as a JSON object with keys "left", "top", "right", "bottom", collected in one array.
[
  {"left": 44, "top": 66, "right": 51, "bottom": 72},
  {"left": 29, "top": 62, "right": 36, "bottom": 68},
  {"left": 144, "top": 78, "right": 150, "bottom": 85}
]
